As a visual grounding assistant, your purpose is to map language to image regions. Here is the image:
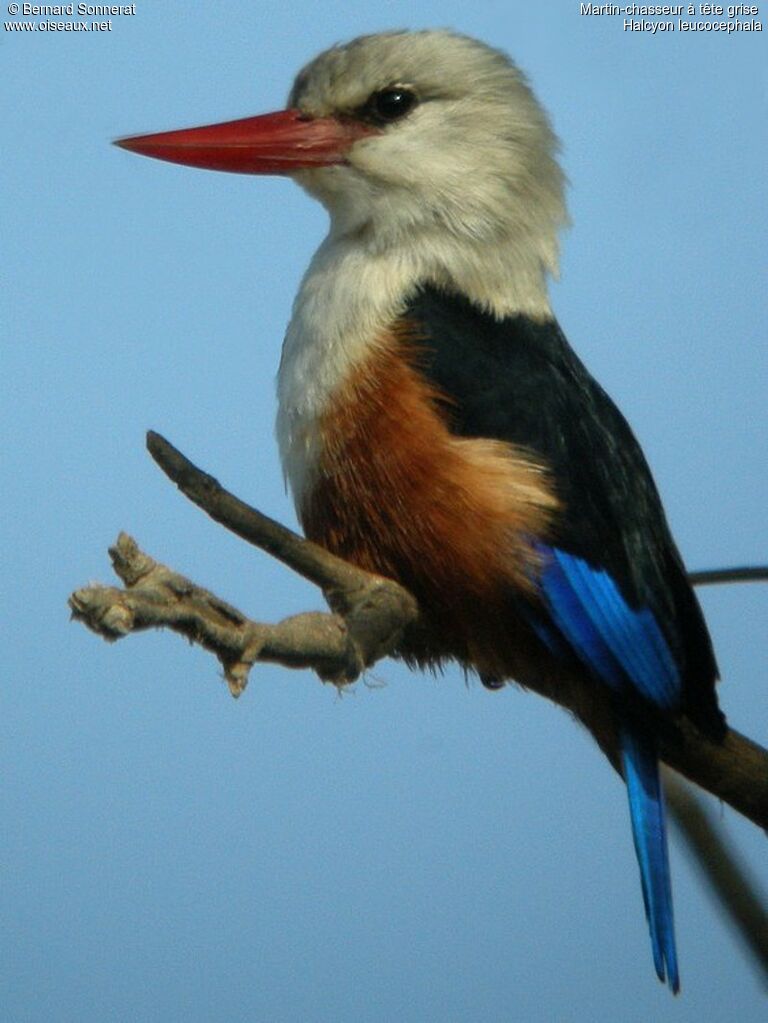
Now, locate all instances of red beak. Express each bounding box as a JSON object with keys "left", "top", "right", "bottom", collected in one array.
[{"left": 114, "top": 109, "right": 374, "bottom": 175}]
